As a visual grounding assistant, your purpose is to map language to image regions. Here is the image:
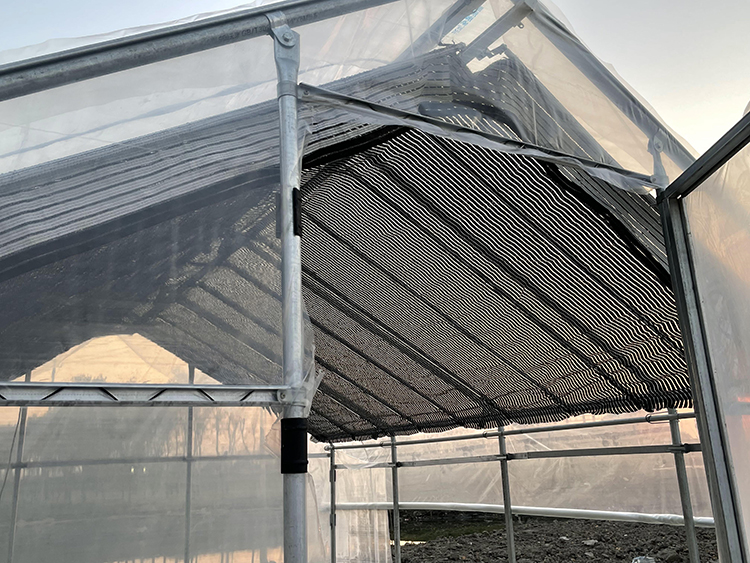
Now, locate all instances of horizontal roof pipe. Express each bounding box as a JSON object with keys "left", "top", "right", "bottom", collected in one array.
[
  {"left": 0, "top": 0, "right": 400, "bottom": 102},
  {"left": 301, "top": 83, "right": 660, "bottom": 191},
  {"left": 0, "top": 0, "right": 694, "bottom": 176}
]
